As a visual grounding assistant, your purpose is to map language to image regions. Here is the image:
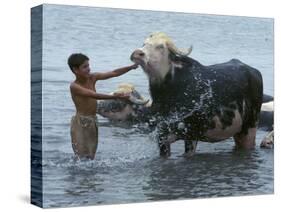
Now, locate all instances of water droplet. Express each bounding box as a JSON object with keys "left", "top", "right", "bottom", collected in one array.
[{"left": 177, "top": 122, "right": 185, "bottom": 130}]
